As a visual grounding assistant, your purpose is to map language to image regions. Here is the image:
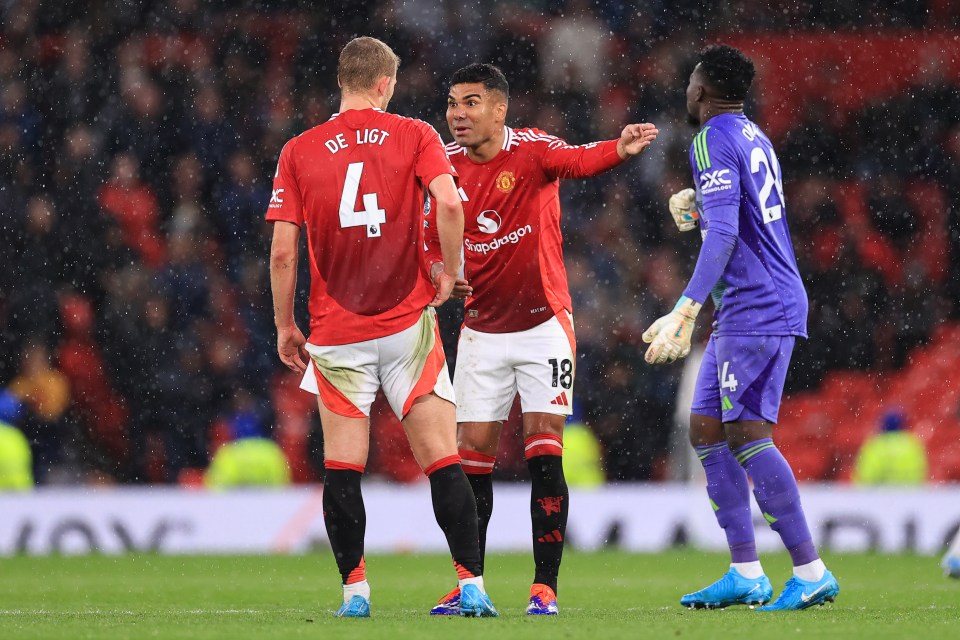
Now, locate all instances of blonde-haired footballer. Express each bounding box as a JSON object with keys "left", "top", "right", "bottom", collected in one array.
[{"left": 268, "top": 37, "right": 496, "bottom": 618}]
